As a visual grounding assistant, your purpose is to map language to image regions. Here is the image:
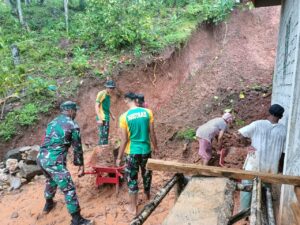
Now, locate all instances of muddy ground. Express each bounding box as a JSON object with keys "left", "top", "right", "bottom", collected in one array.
[{"left": 0, "top": 6, "right": 280, "bottom": 225}]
